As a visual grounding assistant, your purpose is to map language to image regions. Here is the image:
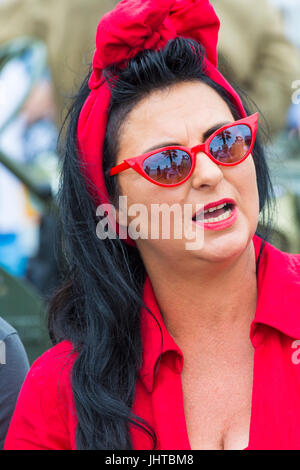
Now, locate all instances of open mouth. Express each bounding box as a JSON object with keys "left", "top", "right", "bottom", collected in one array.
[{"left": 192, "top": 202, "right": 235, "bottom": 223}]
